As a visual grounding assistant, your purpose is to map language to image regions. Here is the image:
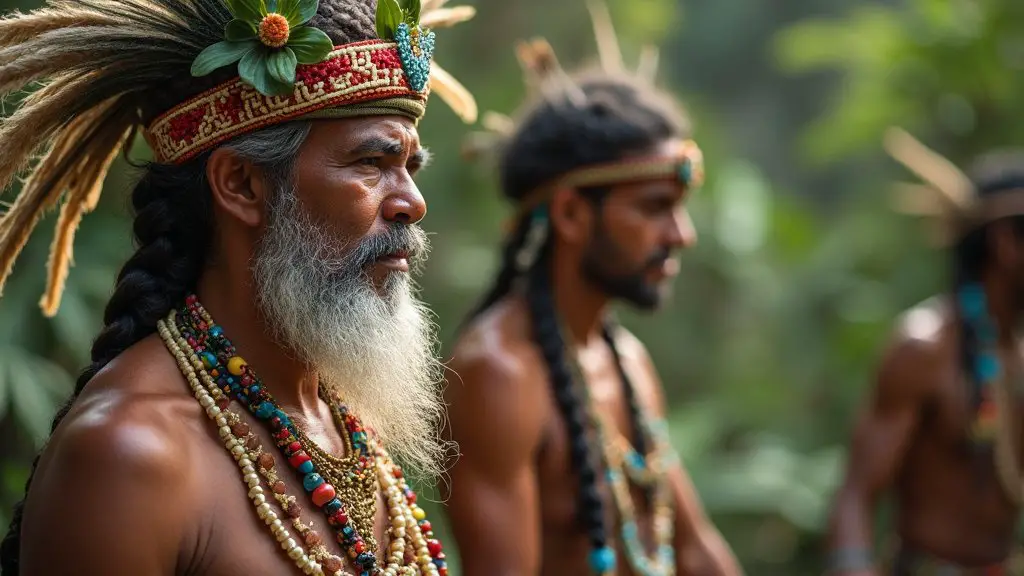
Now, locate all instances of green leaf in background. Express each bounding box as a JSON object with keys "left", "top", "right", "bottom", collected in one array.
[
  {"left": 0, "top": 352, "right": 9, "bottom": 423},
  {"left": 8, "top": 353, "right": 60, "bottom": 448}
]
